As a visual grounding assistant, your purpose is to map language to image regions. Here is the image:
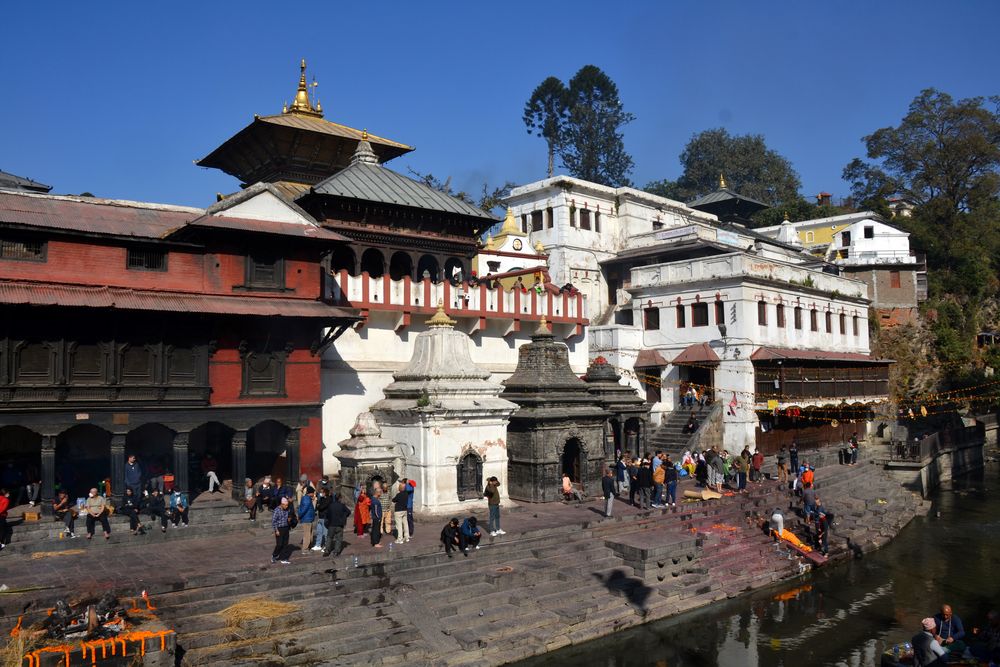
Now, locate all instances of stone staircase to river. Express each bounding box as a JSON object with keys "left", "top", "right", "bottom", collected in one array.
[
  {"left": 0, "top": 459, "right": 923, "bottom": 666},
  {"left": 148, "top": 460, "right": 925, "bottom": 667}
]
